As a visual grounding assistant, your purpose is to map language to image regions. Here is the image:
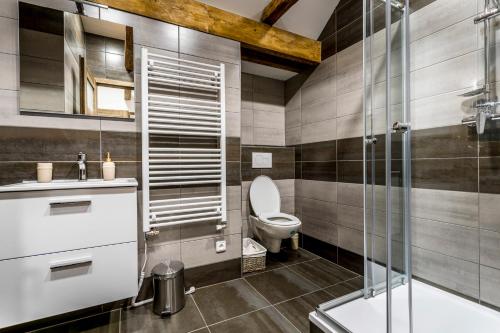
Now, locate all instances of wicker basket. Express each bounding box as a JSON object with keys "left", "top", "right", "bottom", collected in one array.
[{"left": 242, "top": 238, "right": 266, "bottom": 273}]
